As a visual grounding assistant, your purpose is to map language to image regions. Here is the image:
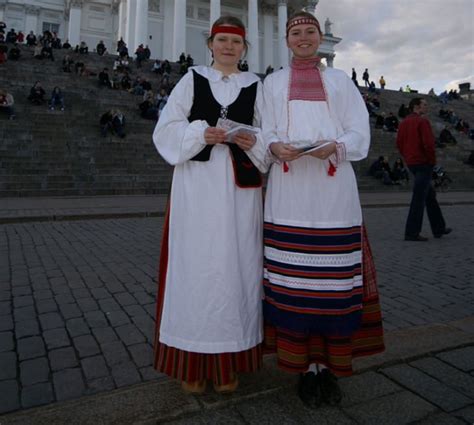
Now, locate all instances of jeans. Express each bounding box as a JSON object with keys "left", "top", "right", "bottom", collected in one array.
[
  {"left": 405, "top": 165, "right": 446, "bottom": 237},
  {"left": 50, "top": 95, "right": 64, "bottom": 109},
  {"left": 1, "top": 105, "right": 15, "bottom": 118}
]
